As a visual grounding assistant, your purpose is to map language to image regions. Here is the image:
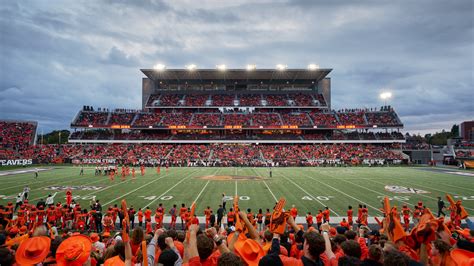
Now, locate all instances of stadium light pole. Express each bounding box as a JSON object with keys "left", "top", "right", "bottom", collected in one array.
[{"left": 380, "top": 92, "right": 392, "bottom": 106}]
